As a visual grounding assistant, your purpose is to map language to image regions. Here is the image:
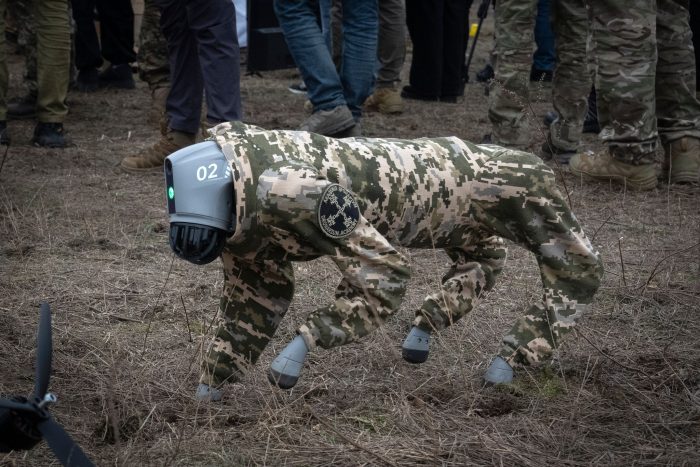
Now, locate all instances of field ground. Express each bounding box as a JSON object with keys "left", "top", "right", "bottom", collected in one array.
[{"left": 1, "top": 23, "right": 699, "bottom": 466}]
